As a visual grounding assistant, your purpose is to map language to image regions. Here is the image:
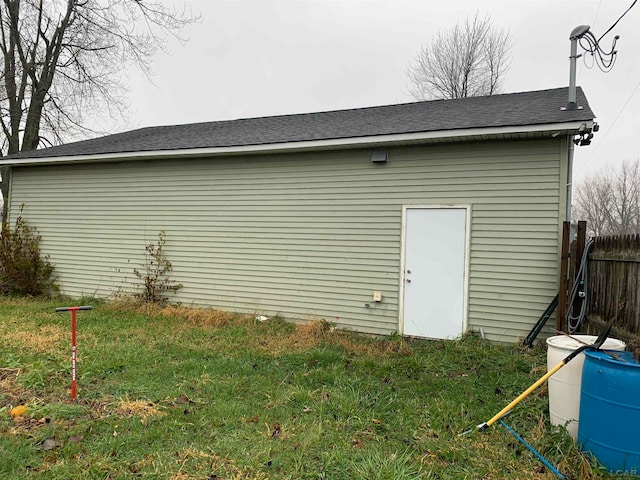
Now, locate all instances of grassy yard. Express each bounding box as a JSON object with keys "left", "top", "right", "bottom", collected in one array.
[{"left": 0, "top": 297, "right": 624, "bottom": 479}]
